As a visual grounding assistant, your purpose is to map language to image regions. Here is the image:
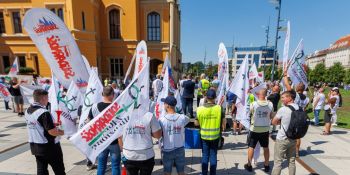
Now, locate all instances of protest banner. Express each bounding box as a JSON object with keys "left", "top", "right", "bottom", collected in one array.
[
  {"left": 23, "top": 8, "right": 89, "bottom": 92},
  {"left": 287, "top": 39, "right": 308, "bottom": 89},
  {"left": 229, "top": 56, "right": 250, "bottom": 128},
  {"left": 49, "top": 75, "right": 77, "bottom": 136},
  {"left": 78, "top": 69, "right": 103, "bottom": 130},
  {"left": 0, "top": 83, "right": 11, "bottom": 102},
  {"left": 70, "top": 61, "right": 150, "bottom": 162},
  {"left": 20, "top": 85, "right": 43, "bottom": 104},
  {"left": 8, "top": 57, "right": 19, "bottom": 77}
]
